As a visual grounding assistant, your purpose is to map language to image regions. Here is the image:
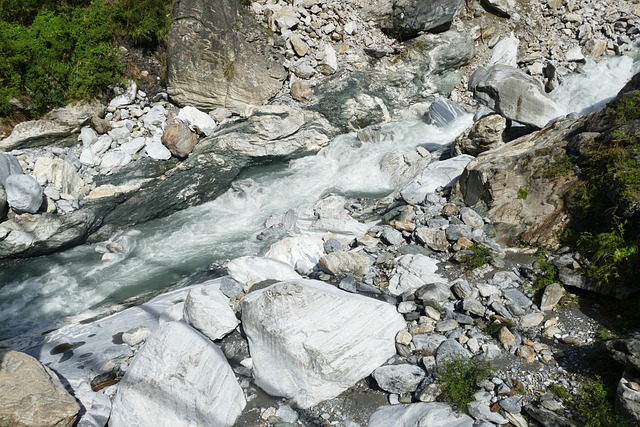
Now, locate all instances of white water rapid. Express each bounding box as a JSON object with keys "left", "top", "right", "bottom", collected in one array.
[{"left": 0, "top": 55, "right": 638, "bottom": 342}]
